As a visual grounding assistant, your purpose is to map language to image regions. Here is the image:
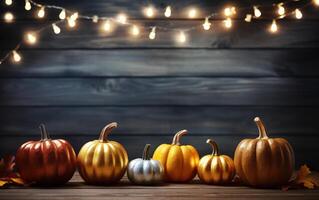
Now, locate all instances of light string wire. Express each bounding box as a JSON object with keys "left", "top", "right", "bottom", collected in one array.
[{"left": 0, "top": 0, "right": 317, "bottom": 64}]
